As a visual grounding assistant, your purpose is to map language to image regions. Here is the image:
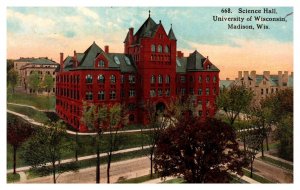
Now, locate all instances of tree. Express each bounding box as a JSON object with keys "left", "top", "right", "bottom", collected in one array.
[
  {"left": 141, "top": 100, "right": 170, "bottom": 178},
  {"left": 276, "top": 113, "right": 293, "bottom": 161},
  {"left": 7, "top": 69, "right": 19, "bottom": 94},
  {"left": 21, "top": 120, "right": 78, "bottom": 183},
  {"left": 28, "top": 71, "right": 41, "bottom": 94},
  {"left": 216, "top": 84, "right": 253, "bottom": 126},
  {"left": 244, "top": 127, "right": 265, "bottom": 178},
  {"left": 42, "top": 73, "right": 54, "bottom": 96},
  {"left": 7, "top": 113, "right": 34, "bottom": 174},
  {"left": 154, "top": 116, "right": 247, "bottom": 183}
]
